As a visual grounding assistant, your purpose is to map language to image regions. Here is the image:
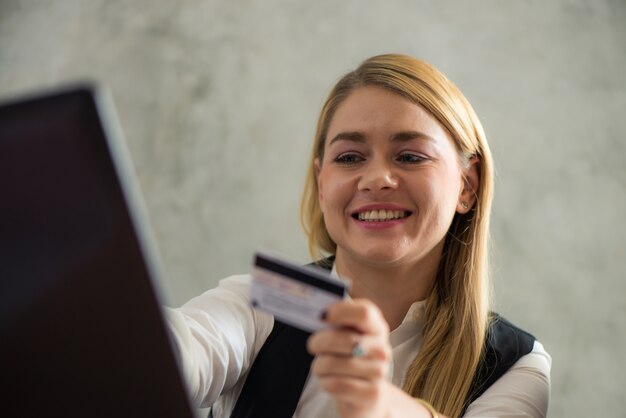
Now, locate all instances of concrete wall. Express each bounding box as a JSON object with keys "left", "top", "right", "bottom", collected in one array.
[{"left": 2, "top": 1, "right": 625, "bottom": 416}]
